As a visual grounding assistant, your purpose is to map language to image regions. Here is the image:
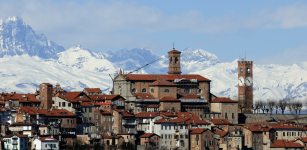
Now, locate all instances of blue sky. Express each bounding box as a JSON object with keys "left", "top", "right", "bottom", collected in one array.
[{"left": 1, "top": 0, "right": 307, "bottom": 65}]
